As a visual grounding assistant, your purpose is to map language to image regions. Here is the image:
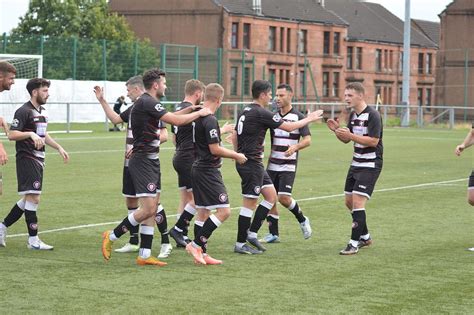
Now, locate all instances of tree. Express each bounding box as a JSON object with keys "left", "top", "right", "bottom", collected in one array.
[{"left": 7, "top": 0, "right": 159, "bottom": 81}]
